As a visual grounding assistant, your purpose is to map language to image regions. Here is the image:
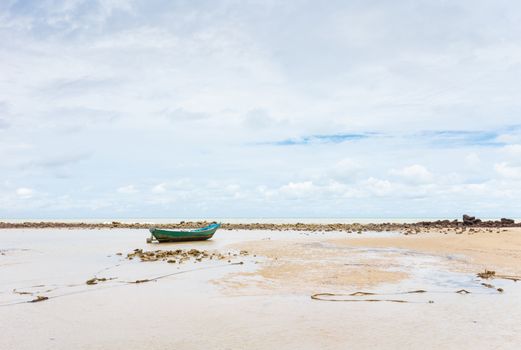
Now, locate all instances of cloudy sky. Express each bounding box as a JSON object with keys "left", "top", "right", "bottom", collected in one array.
[{"left": 1, "top": 0, "right": 521, "bottom": 219}]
